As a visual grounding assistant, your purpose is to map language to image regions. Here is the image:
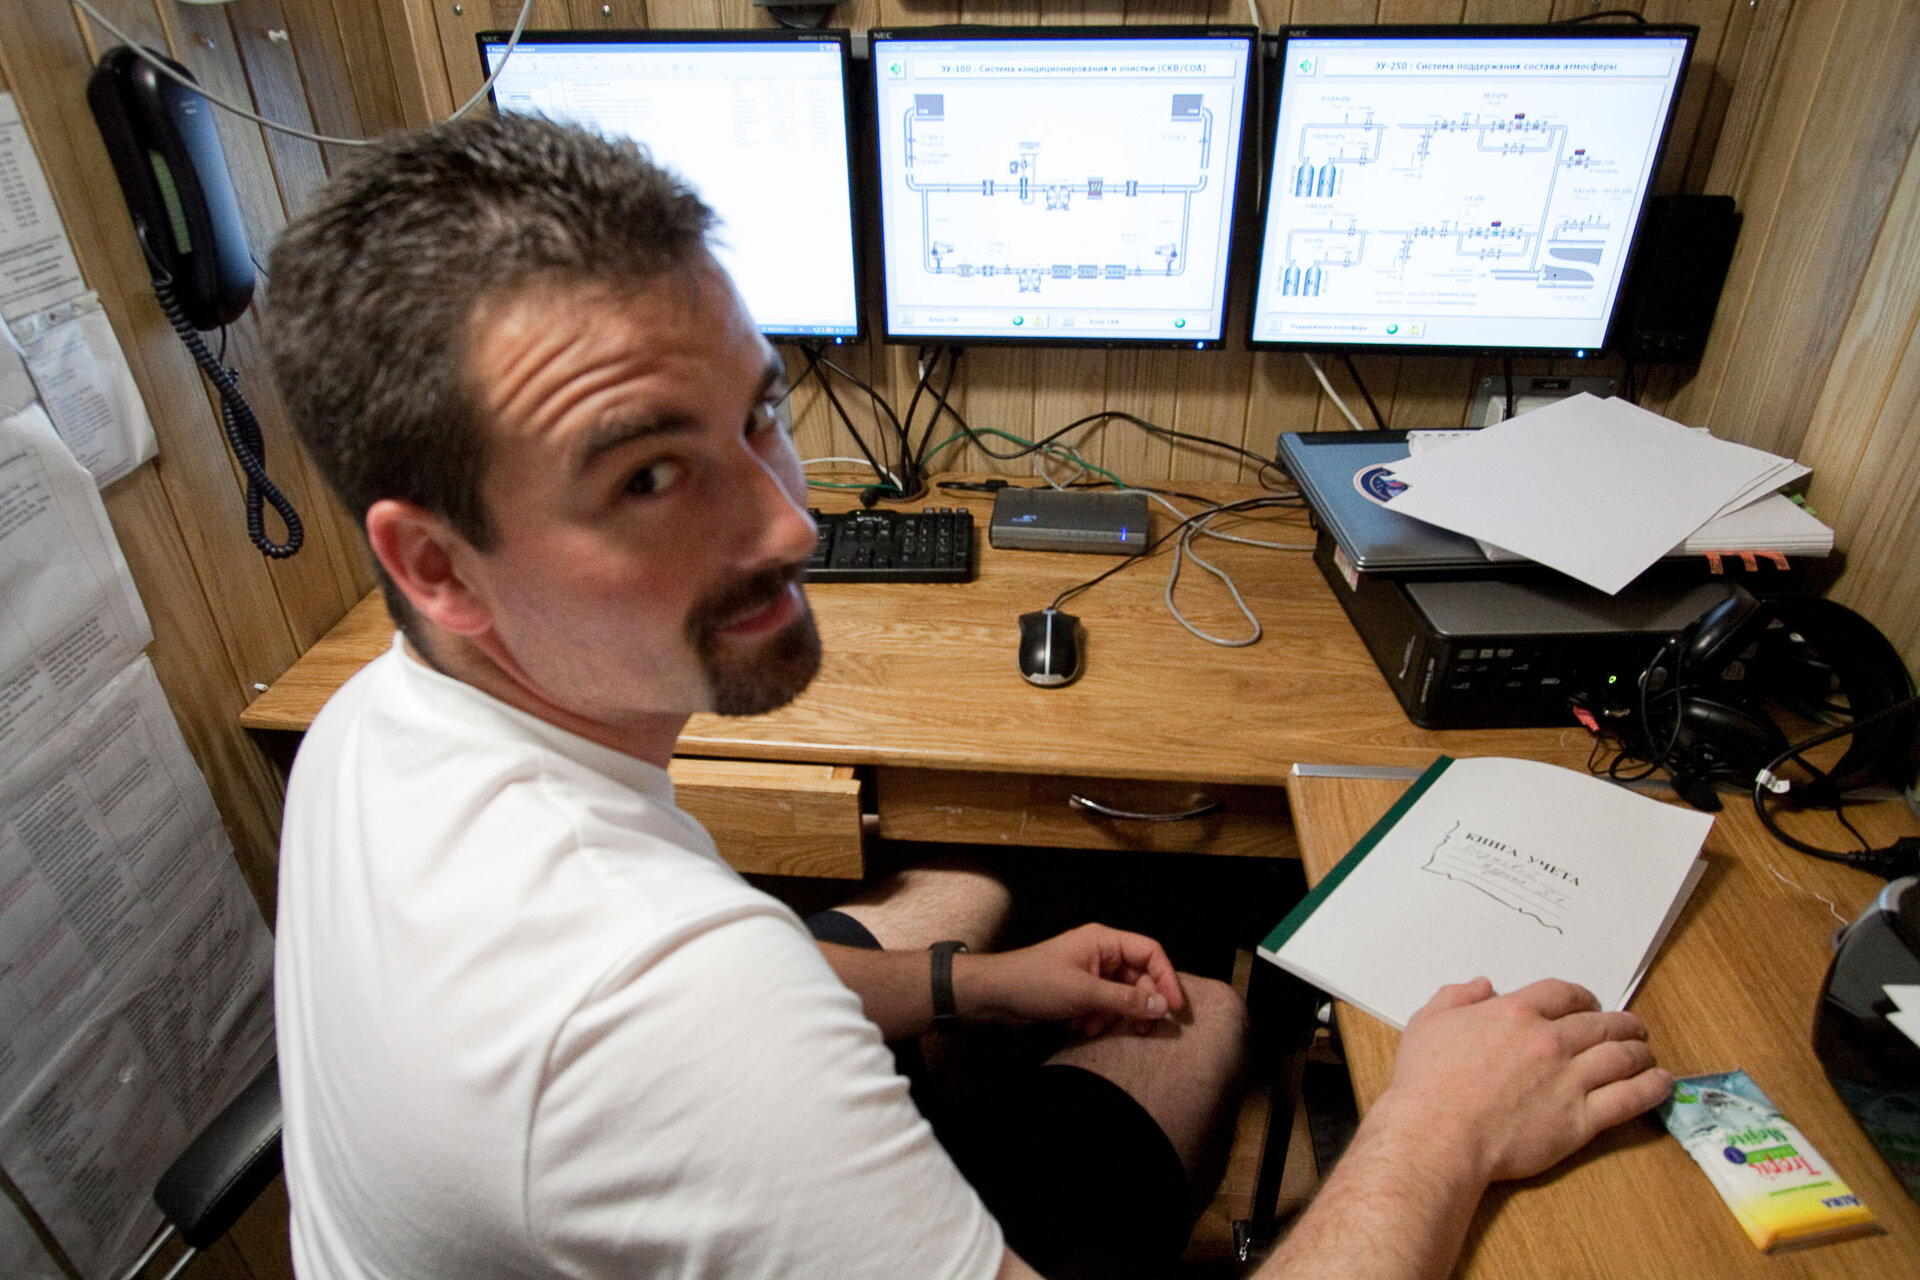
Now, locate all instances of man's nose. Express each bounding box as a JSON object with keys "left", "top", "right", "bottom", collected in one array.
[{"left": 735, "top": 448, "right": 819, "bottom": 568}]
